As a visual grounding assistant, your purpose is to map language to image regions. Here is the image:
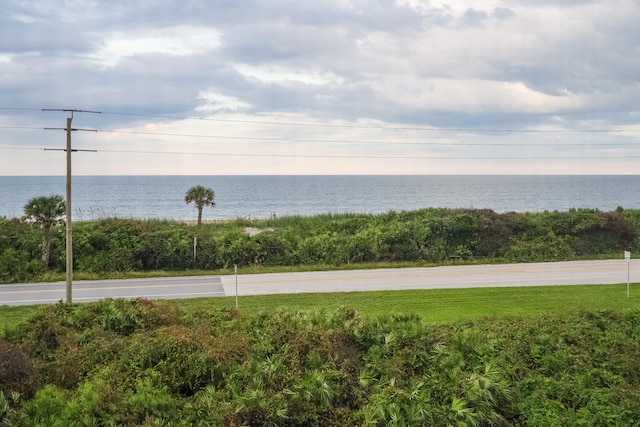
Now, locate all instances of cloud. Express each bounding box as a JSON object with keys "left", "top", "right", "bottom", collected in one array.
[
  {"left": 459, "top": 8, "right": 489, "bottom": 26},
  {"left": 0, "top": 0, "right": 638, "bottom": 175},
  {"left": 92, "top": 26, "right": 222, "bottom": 67}
]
